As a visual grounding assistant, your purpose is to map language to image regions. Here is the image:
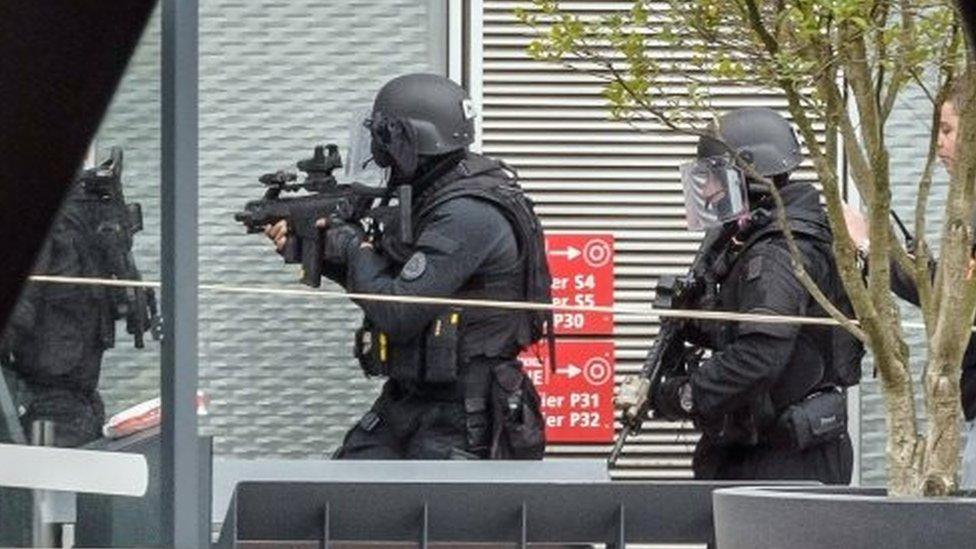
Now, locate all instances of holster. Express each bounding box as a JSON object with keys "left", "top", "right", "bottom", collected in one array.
[{"left": 488, "top": 361, "right": 545, "bottom": 459}]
